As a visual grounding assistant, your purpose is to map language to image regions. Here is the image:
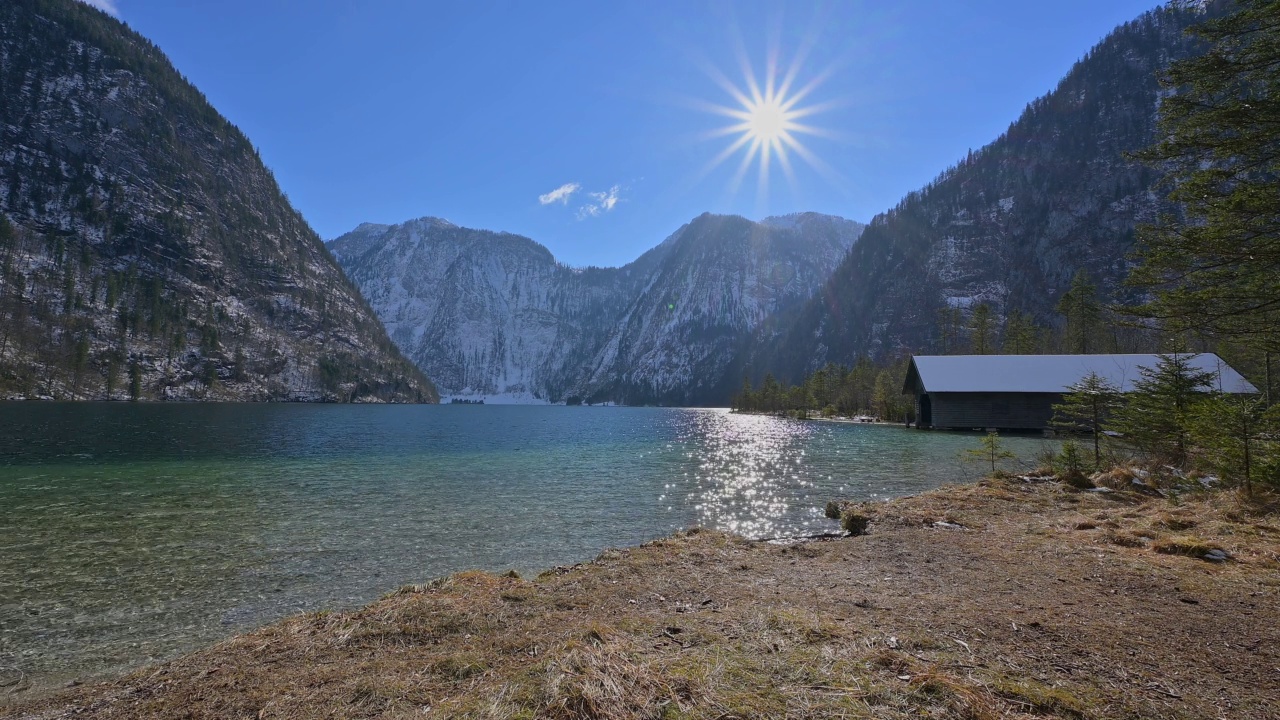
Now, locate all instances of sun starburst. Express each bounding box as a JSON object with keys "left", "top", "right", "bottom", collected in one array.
[{"left": 699, "top": 47, "right": 836, "bottom": 200}]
